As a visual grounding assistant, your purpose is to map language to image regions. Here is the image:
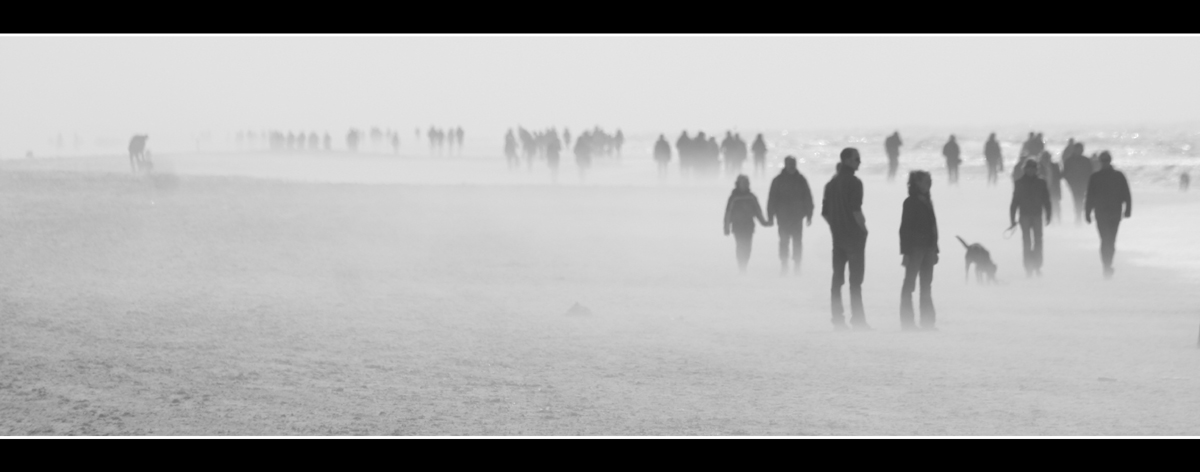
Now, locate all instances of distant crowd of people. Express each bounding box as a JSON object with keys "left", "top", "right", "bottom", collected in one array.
[
  {"left": 664, "top": 131, "right": 768, "bottom": 179},
  {"left": 231, "top": 126, "right": 464, "bottom": 156},
  {"left": 427, "top": 127, "right": 464, "bottom": 156},
  {"left": 504, "top": 126, "right": 624, "bottom": 181}
]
